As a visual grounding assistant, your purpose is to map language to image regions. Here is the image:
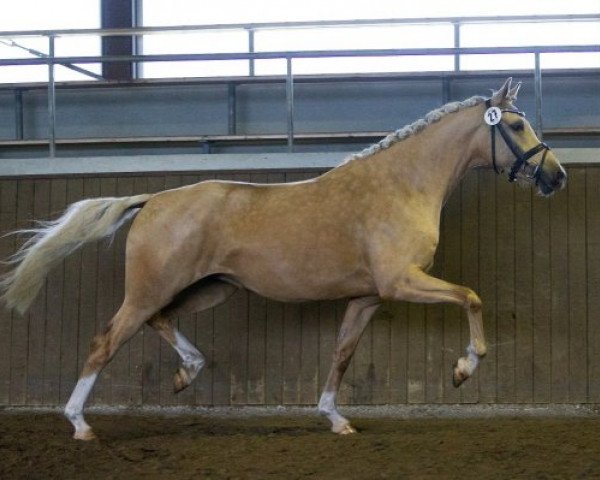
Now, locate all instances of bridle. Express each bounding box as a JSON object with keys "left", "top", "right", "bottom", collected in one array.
[{"left": 485, "top": 98, "right": 550, "bottom": 184}]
